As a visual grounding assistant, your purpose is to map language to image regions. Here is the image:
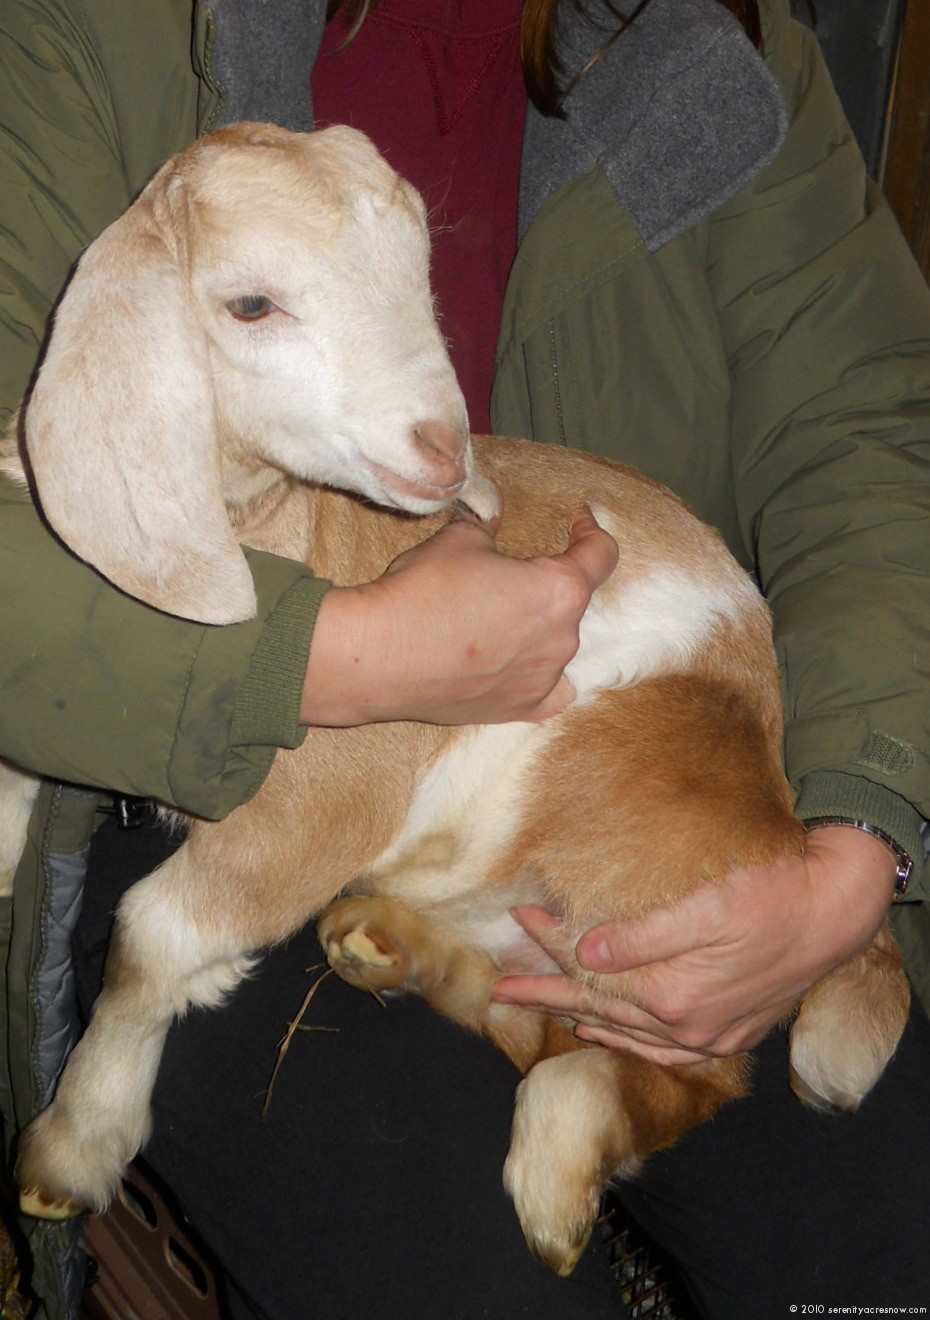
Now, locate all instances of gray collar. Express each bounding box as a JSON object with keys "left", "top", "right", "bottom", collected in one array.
[{"left": 206, "top": 0, "right": 787, "bottom": 251}]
